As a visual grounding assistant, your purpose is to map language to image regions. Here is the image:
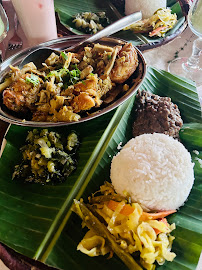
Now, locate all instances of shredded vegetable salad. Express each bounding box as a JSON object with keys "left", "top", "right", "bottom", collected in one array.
[
  {"left": 124, "top": 8, "right": 177, "bottom": 37},
  {"left": 72, "top": 182, "right": 176, "bottom": 270}
]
